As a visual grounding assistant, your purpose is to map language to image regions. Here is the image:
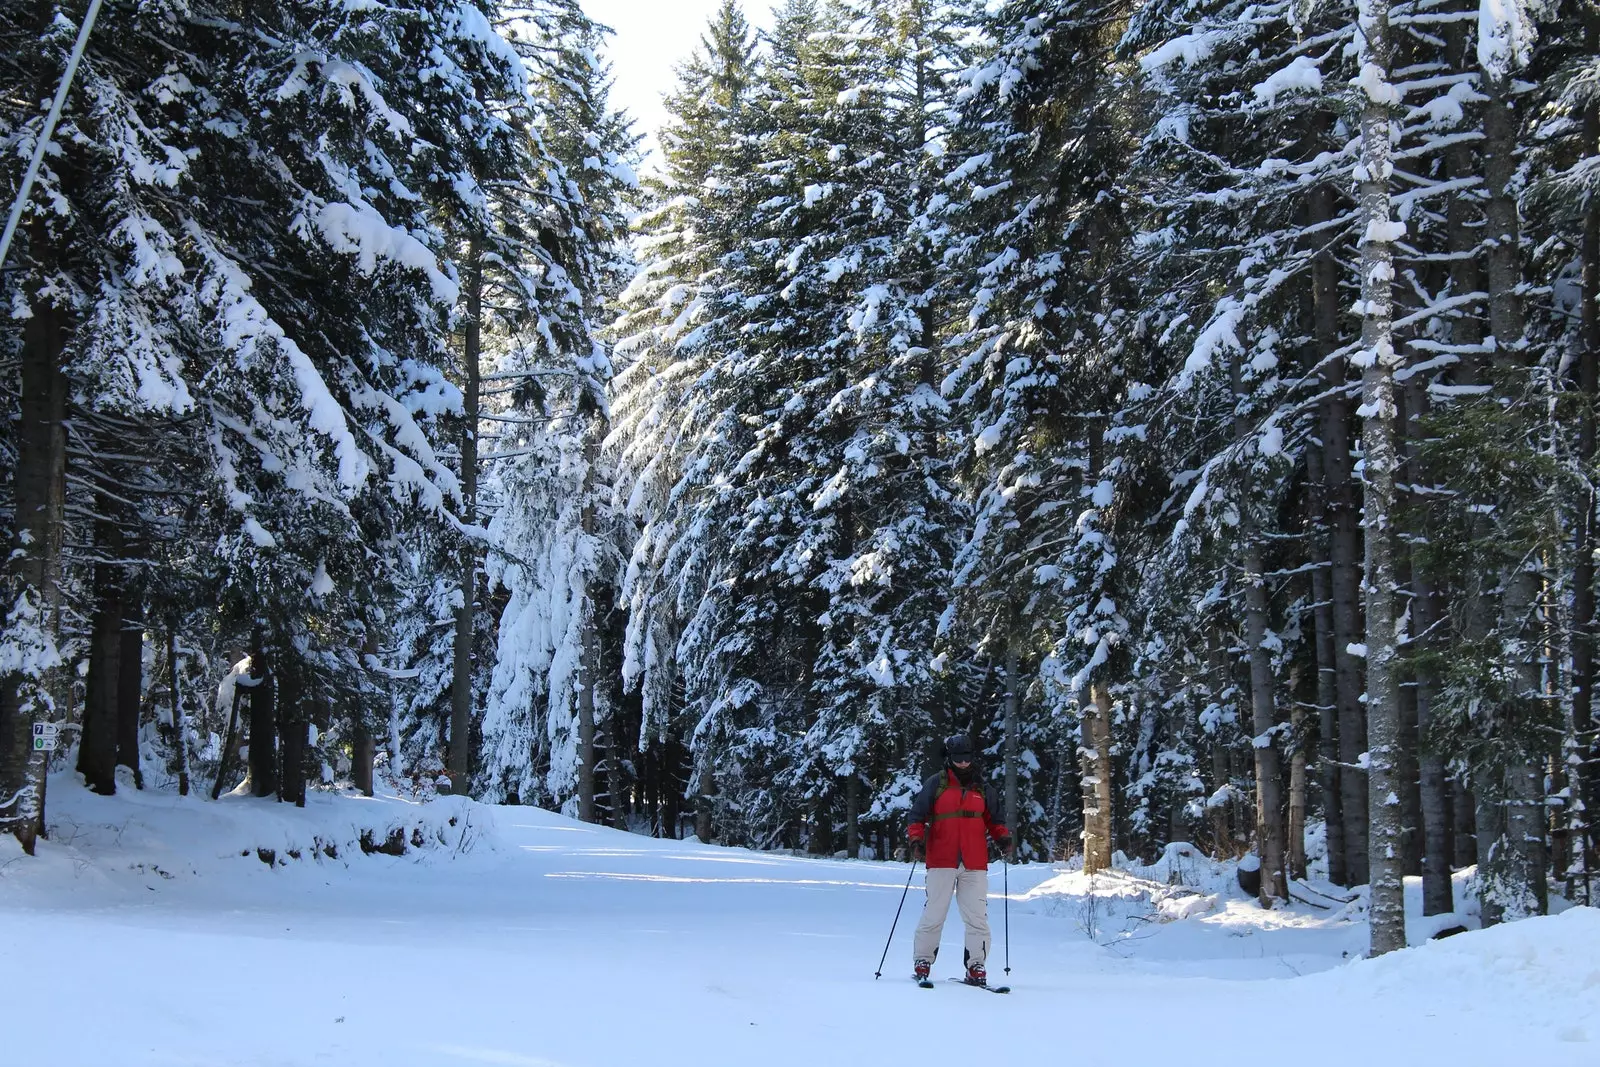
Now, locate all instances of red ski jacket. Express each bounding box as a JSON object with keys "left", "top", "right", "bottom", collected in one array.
[{"left": 906, "top": 770, "right": 1008, "bottom": 870}]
